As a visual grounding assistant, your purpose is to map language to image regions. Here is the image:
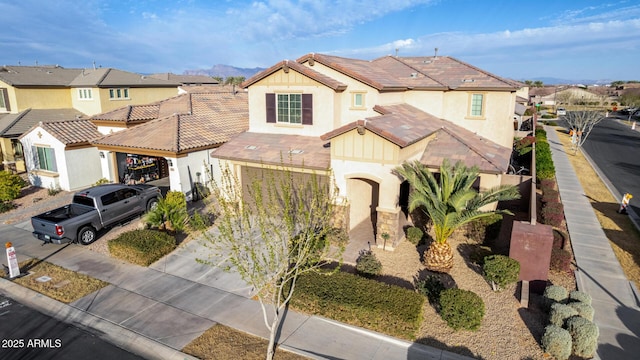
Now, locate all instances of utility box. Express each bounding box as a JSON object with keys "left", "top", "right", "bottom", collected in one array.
[{"left": 509, "top": 221, "right": 554, "bottom": 294}]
